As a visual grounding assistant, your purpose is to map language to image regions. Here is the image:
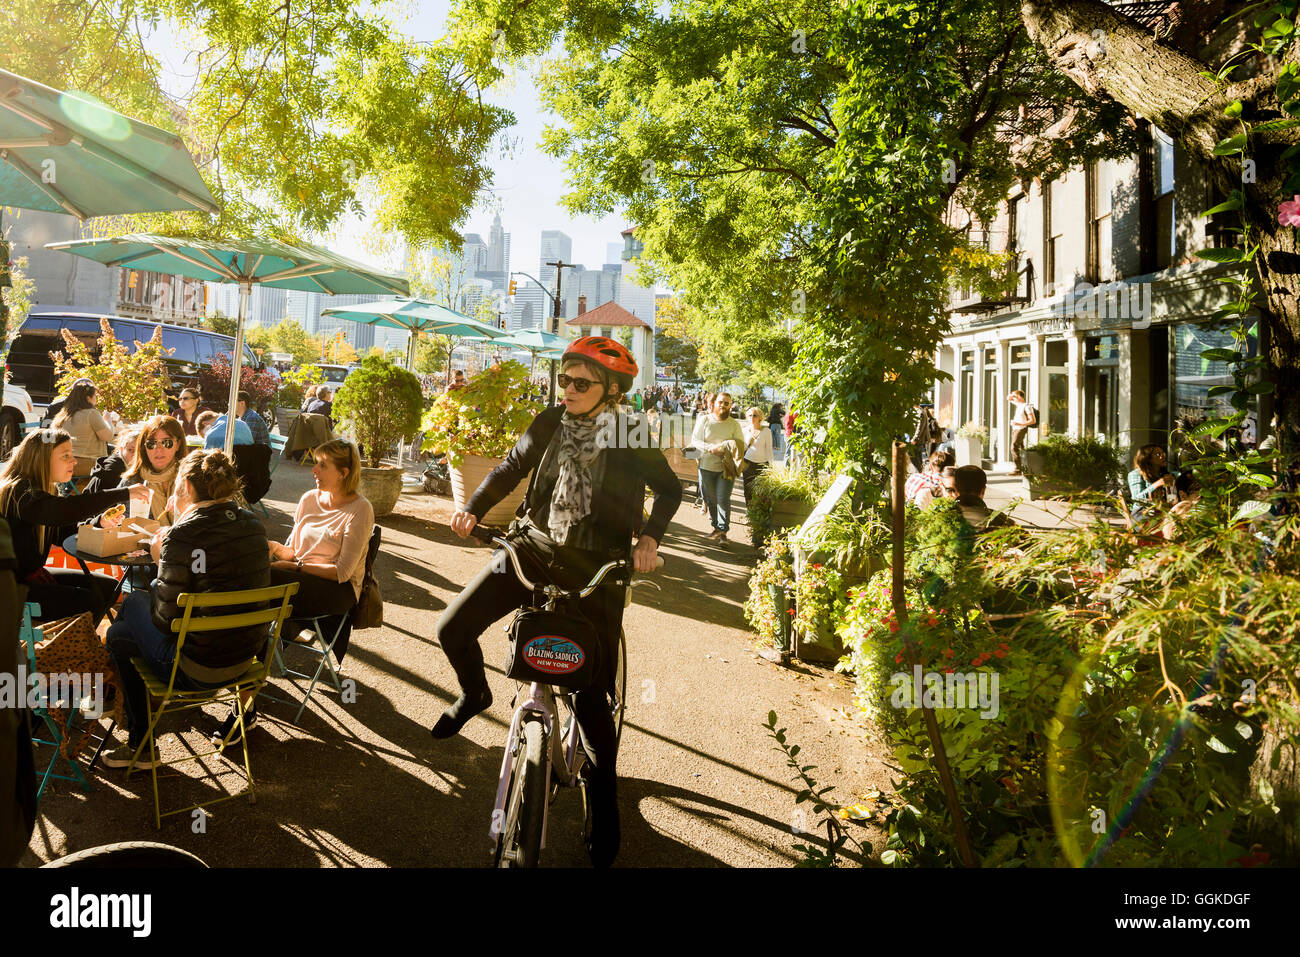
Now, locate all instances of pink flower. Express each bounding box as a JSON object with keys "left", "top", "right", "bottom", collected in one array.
[{"left": 1280, "top": 195, "right": 1300, "bottom": 227}]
